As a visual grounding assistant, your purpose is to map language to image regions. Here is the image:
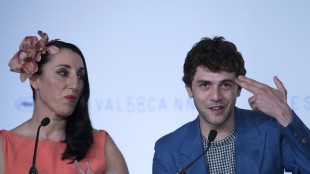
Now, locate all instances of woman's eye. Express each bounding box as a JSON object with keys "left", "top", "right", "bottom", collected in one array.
[
  {"left": 57, "top": 70, "right": 68, "bottom": 76},
  {"left": 77, "top": 74, "right": 85, "bottom": 80},
  {"left": 77, "top": 71, "right": 85, "bottom": 80}
]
